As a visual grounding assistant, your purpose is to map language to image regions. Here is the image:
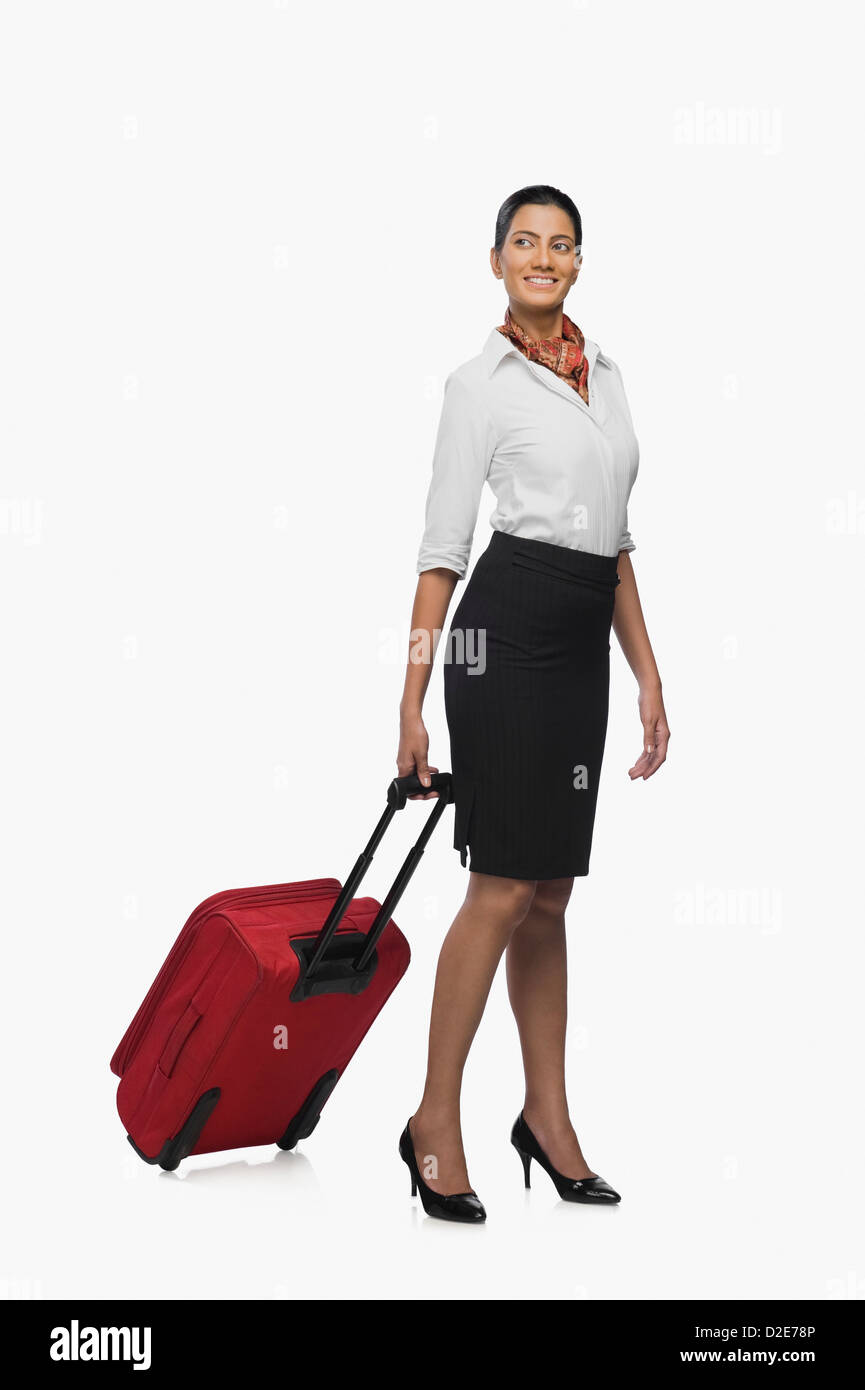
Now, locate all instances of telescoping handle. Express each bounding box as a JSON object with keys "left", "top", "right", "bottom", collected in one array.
[{"left": 304, "top": 772, "right": 453, "bottom": 983}]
